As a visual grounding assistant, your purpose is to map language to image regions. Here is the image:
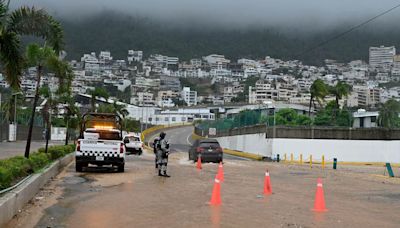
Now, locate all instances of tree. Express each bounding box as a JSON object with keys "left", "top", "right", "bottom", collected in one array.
[
  {"left": 88, "top": 87, "right": 109, "bottom": 112},
  {"left": 39, "top": 86, "right": 53, "bottom": 153},
  {"left": 309, "top": 79, "right": 328, "bottom": 116},
  {"left": 24, "top": 44, "right": 57, "bottom": 158},
  {"left": 313, "top": 101, "right": 353, "bottom": 127},
  {"left": 329, "top": 81, "right": 351, "bottom": 109},
  {"left": 378, "top": 99, "right": 400, "bottom": 128},
  {"left": 0, "top": 1, "right": 63, "bottom": 89}
]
